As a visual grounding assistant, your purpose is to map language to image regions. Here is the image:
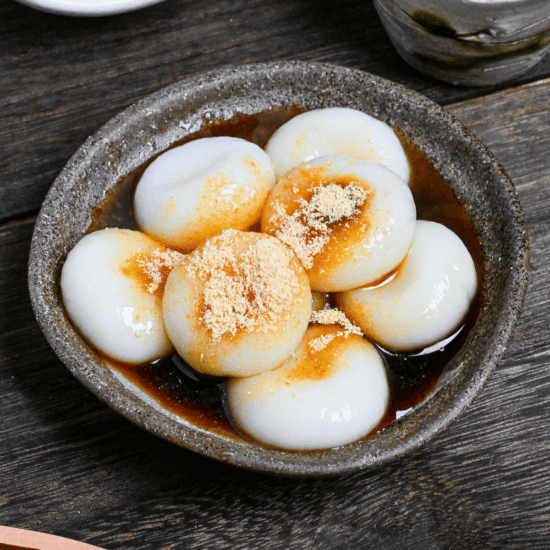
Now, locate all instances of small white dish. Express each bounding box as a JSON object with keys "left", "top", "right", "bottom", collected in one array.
[{"left": 14, "top": 0, "right": 166, "bottom": 17}]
